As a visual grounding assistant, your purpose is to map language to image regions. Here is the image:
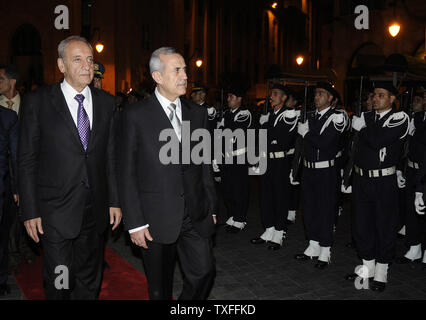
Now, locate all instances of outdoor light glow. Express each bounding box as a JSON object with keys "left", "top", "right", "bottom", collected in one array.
[
  {"left": 95, "top": 43, "right": 104, "bottom": 53},
  {"left": 195, "top": 59, "right": 203, "bottom": 68},
  {"left": 296, "top": 56, "right": 304, "bottom": 66},
  {"left": 272, "top": 2, "right": 278, "bottom": 9},
  {"left": 388, "top": 23, "right": 400, "bottom": 37}
]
